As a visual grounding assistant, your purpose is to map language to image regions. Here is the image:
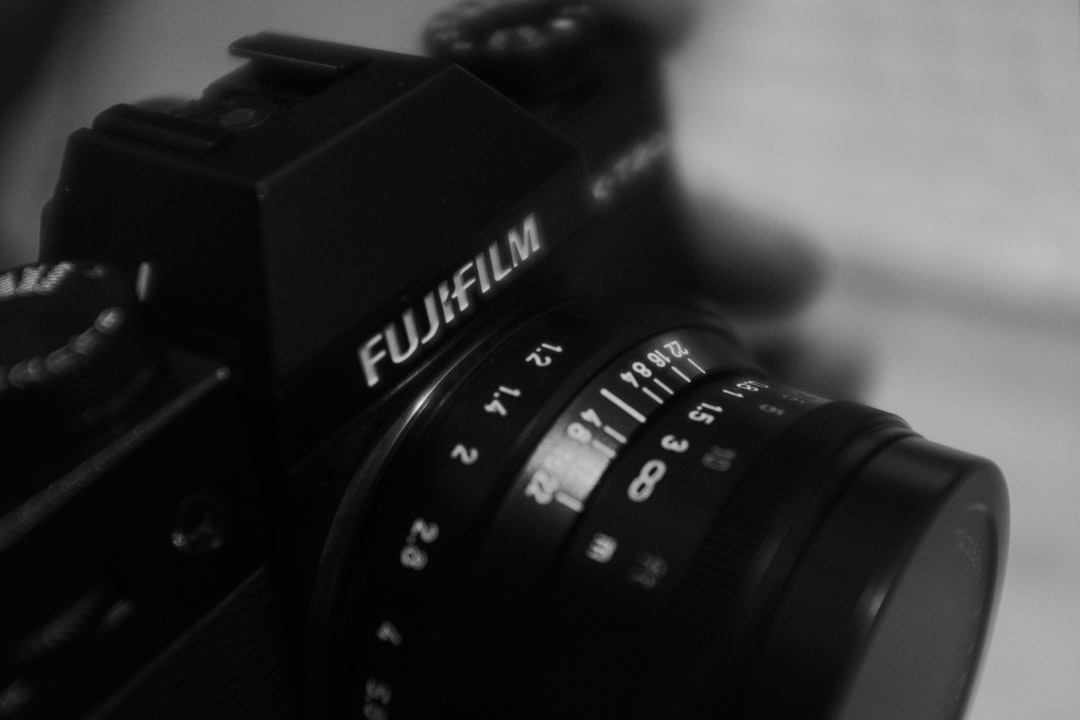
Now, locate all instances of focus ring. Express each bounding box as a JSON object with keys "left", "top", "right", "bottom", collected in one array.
[{"left": 624, "top": 402, "right": 912, "bottom": 720}]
